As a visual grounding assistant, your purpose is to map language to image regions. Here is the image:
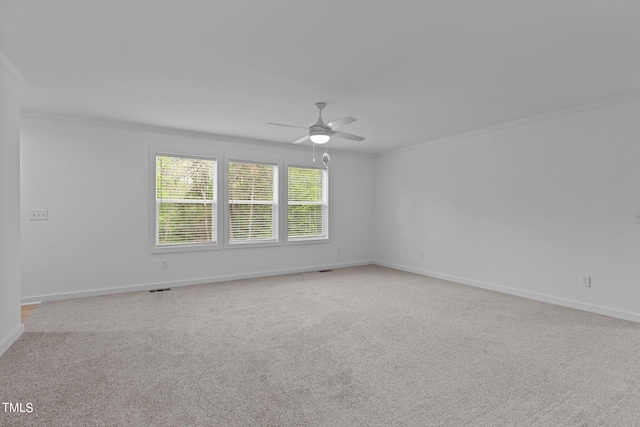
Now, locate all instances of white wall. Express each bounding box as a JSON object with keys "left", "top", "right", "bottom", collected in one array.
[
  {"left": 19, "top": 95, "right": 640, "bottom": 323},
  {"left": 0, "top": 58, "right": 23, "bottom": 355},
  {"left": 20, "top": 116, "right": 375, "bottom": 301},
  {"left": 374, "top": 98, "right": 640, "bottom": 322}
]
